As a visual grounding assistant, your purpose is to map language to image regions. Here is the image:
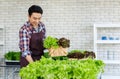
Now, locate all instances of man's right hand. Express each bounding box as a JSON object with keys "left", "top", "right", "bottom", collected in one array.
[{"left": 25, "top": 55, "right": 34, "bottom": 63}]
